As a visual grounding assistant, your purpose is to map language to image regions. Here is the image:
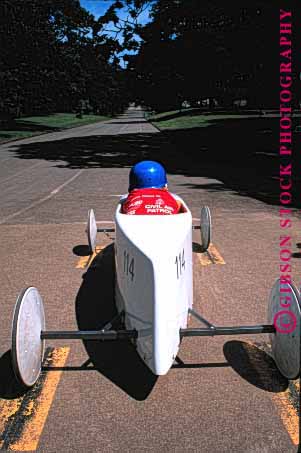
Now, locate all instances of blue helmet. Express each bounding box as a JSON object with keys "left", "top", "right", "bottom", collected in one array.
[{"left": 129, "top": 161, "right": 167, "bottom": 191}]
